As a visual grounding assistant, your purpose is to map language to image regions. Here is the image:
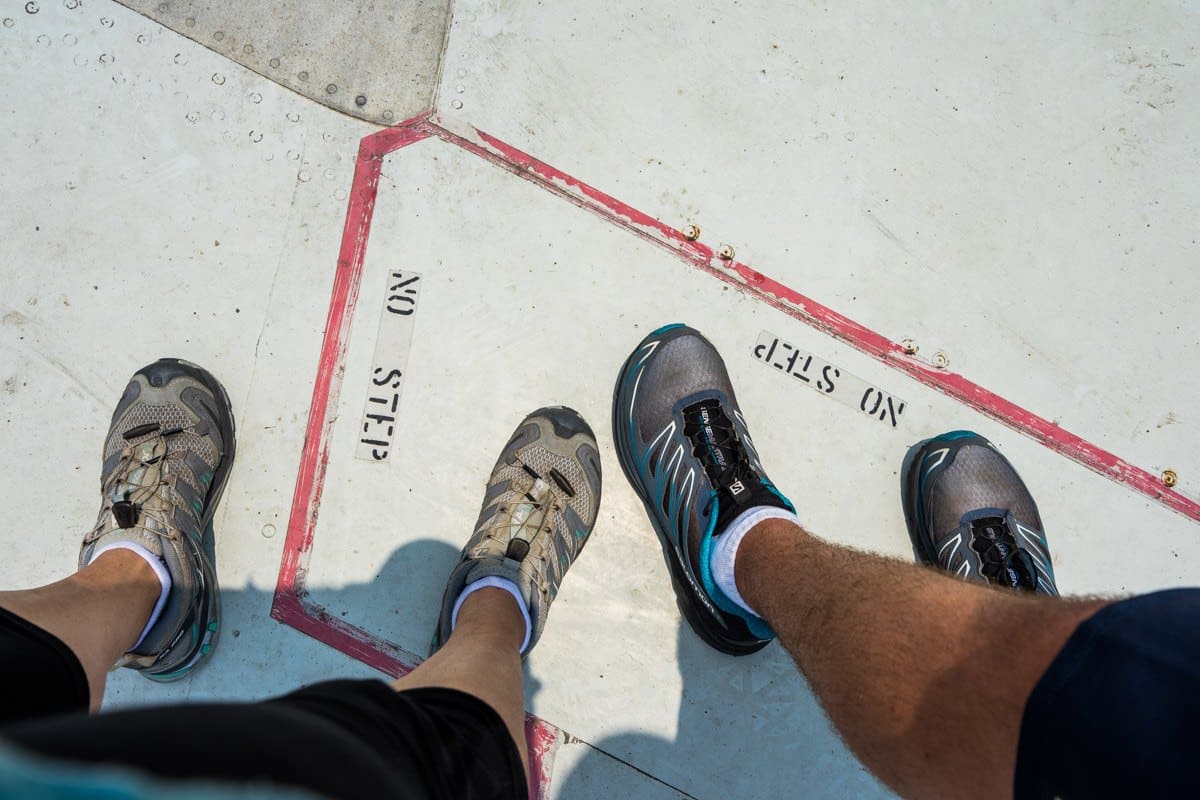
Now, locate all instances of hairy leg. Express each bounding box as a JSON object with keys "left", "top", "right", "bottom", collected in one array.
[
  {"left": 0, "top": 550, "right": 159, "bottom": 710},
  {"left": 392, "top": 588, "right": 529, "bottom": 786},
  {"left": 737, "top": 518, "right": 1108, "bottom": 800}
]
